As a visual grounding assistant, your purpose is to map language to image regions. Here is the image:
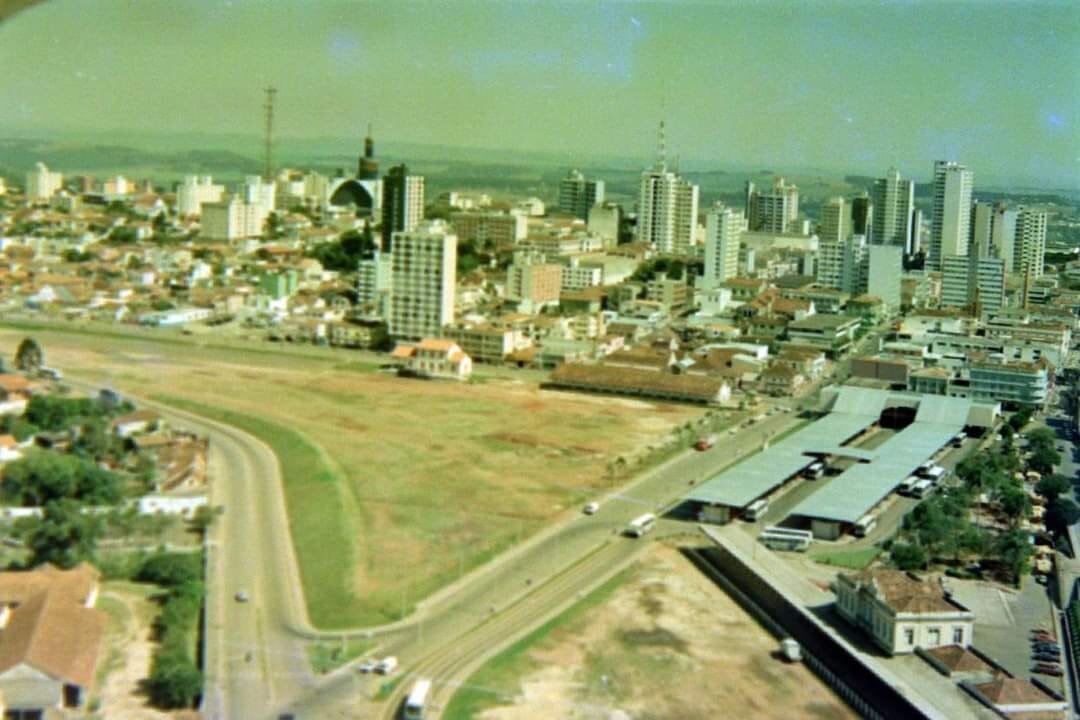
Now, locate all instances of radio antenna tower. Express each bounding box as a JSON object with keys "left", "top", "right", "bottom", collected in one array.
[{"left": 263, "top": 85, "right": 277, "bottom": 180}]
